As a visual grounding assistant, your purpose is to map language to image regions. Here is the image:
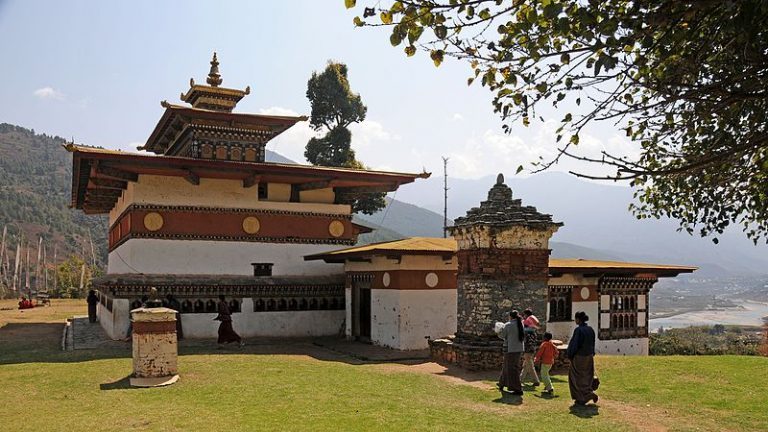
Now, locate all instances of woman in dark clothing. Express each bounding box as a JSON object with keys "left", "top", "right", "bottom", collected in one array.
[
  {"left": 497, "top": 310, "right": 525, "bottom": 395},
  {"left": 86, "top": 290, "right": 99, "bottom": 323},
  {"left": 567, "top": 311, "right": 598, "bottom": 405},
  {"left": 215, "top": 295, "right": 243, "bottom": 346}
]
